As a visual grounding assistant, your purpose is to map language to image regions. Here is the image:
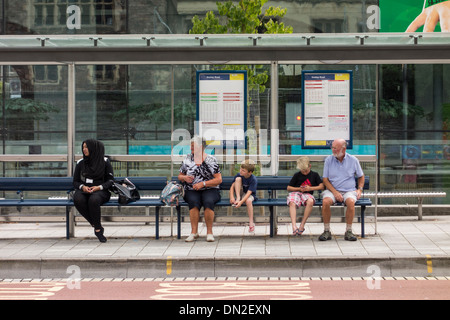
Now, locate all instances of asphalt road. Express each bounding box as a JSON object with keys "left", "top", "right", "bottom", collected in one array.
[{"left": 0, "top": 278, "right": 448, "bottom": 301}]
